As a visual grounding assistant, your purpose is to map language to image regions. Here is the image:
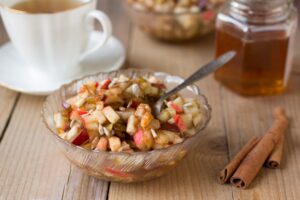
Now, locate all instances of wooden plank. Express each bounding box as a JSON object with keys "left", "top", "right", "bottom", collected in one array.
[
  {"left": 221, "top": 73, "right": 300, "bottom": 200},
  {"left": 108, "top": 28, "right": 233, "bottom": 200},
  {"left": 0, "top": 89, "right": 18, "bottom": 140},
  {"left": 0, "top": 95, "right": 70, "bottom": 199},
  {"left": 62, "top": 1, "right": 132, "bottom": 199}
]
